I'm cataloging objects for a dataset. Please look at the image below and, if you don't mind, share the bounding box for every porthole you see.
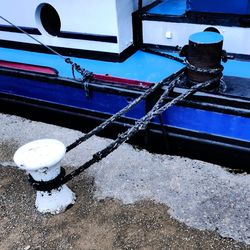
[36,3,61,36]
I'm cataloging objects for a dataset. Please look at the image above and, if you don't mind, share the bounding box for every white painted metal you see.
[116,0,134,52]
[143,21,250,55]
[2,1,248,56]
[0,0,155,54]
[13,139,76,214]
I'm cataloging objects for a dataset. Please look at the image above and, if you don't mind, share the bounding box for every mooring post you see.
[180,31,225,90]
[13,139,76,214]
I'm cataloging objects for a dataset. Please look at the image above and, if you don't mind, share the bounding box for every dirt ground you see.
[0,167,249,250]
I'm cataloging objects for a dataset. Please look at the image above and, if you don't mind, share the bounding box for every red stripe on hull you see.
[0,60,58,76]
[0,60,152,88]
[93,74,152,88]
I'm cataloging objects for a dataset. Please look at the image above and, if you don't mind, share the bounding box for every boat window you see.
[39,4,61,36]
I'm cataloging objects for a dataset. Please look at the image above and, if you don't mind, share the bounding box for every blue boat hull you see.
[1,67,250,171]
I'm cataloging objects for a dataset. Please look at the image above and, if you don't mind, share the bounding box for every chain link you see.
[184,59,223,75]
[66,68,185,152]
[64,58,93,82]
[141,47,185,64]
[57,76,219,187]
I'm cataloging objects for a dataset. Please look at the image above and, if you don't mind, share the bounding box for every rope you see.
[64,58,93,82]
[141,47,185,64]
[66,68,185,152]
[141,48,223,77]
[0,16,66,60]
[61,77,218,185]
[184,59,223,75]
[30,76,218,191]
[0,15,93,82]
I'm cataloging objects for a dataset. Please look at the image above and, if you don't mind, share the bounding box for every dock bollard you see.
[180,31,225,91]
[13,139,76,214]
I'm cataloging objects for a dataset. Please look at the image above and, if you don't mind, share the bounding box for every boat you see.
[1,0,250,171]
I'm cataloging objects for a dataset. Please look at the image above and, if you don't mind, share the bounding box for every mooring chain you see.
[60,77,218,186]
[30,76,218,192]
[66,68,185,152]
[30,76,179,191]
[141,47,185,64]
[184,59,223,75]
[29,77,219,191]
[60,80,176,186]
[140,47,223,76]
[64,58,93,81]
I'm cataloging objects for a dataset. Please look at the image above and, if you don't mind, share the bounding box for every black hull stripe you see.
[58,31,117,43]
[0,25,117,43]
[0,39,135,62]
[142,11,250,28]
[0,25,41,35]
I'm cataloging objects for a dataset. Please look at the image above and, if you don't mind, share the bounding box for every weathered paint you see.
[13,139,76,214]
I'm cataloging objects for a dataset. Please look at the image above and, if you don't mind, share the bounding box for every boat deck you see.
[0,48,184,83]
[1,47,250,84]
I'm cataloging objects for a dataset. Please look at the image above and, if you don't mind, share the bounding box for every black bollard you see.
[180,31,225,90]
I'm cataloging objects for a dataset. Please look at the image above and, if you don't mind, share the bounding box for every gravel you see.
[0,113,249,248]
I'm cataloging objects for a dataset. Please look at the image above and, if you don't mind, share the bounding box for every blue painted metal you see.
[0,74,145,119]
[148,0,186,16]
[0,48,183,82]
[187,0,250,15]
[160,106,250,142]
[223,60,250,79]
[189,32,223,44]
[2,47,250,82]
[1,73,250,143]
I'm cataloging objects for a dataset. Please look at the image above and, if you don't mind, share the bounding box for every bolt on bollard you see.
[13,139,76,214]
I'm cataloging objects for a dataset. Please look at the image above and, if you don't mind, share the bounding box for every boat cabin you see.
[1,0,250,61]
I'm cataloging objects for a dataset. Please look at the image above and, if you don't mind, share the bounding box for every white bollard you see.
[13,139,76,214]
